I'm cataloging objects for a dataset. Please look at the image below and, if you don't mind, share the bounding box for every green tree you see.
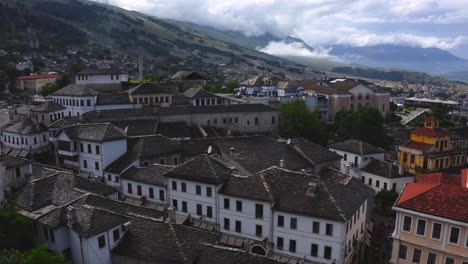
[430,104,449,120]
[334,106,393,149]
[279,99,324,144]
[0,245,69,264]
[225,80,239,93]
[334,109,354,141]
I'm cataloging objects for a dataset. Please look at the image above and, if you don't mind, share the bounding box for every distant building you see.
[404,97,460,109]
[0,118,50,157]
[15,74,60,93]
[183,87,225,106]
[398,116,466,175]
[30,101,67,125]
[127,82,178,107]
[303,79,390,122]
[75,68,128,92]
[390,168,468,264]
[51,85,133,117]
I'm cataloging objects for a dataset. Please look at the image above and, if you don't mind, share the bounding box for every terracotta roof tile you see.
[396,183,468,223]
[412,127,449,137]
[403,140,432,150]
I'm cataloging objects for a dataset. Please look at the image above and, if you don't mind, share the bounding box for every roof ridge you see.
[259,172,274,201]
[320,181,347,221]
[168,224,189,262]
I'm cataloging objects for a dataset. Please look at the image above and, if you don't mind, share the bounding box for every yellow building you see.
[390,169,468,264]
[398,116,466,175]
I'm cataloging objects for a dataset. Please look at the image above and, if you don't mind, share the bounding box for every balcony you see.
[58,140,78,156]
[63,159,80,169]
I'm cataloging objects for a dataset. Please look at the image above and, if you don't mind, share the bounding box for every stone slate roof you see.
[77,194,165,219]
[171,71,207,80]
[48,117,81,129]
[156,122,191,139]
[70,205,129,238]
[362,159,413,179]
[195,244,283,264]
[127,82,177,95]
[157,104,277,115]
[52,84,99,96]
[16,172,117,212]
[183,87,216,98]
[31,101,66,112]
[328,139,384,156]
[112,217,219,263]
[95,93,131,105]
[110,119,159,137]
[121,164,173,186]
[0,154,31,169]
[77,68,126,75]
[31,163,71,180]
[221,167,369,221]
[3,118,48,135]
[105,135,180,174]
[82,108,158,122]
[164,155,233,184]
[60,123,126,142]
[291,138,342,164]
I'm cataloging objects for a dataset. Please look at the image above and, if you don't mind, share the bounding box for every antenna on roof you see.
[207,145,212,154]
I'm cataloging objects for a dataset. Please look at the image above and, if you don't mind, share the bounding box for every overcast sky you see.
[95,0,468,59]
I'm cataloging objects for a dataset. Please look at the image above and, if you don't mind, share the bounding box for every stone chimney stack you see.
[279,159,285,168]
[66,206,77,229]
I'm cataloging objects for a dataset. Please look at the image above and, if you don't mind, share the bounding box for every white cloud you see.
[91,0,468,58]
[258,41,333,58]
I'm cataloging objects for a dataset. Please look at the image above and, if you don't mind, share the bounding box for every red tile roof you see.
[16,74,60,80]
[412,127,449,137]
[396,183,468,223]
[403,140,432,150]
[417,172,461,186]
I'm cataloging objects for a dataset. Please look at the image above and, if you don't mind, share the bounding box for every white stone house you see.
[75,68,128,85]
[328,139,385,178]
[120,164,173,205]
[165,155,233,224]
[53,123,127,177]
[361,159,415,193]
[1,118,50,155]
[218,167,370,264]
[0,155,32,206]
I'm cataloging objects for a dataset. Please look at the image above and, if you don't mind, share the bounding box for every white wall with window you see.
[218,194,272,241]
[360,171,414,193]
[121,179,167,205]
[168,179,219,223]
[328,148,385,178]
[272,211,344,263]
[1,131,49,151]
[51,95,97,116]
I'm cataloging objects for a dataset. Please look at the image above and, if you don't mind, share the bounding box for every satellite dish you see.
[286,139,291,145]
[207,145,212,154]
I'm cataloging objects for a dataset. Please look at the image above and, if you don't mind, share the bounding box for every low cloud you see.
[258,41,333,58]
[91,0,468,58]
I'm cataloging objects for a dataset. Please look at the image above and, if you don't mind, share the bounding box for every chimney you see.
[279,159,285,168]
[462,168,468,189]
[230,147,235,156]
[167,206,176,223]
[66,206,77,229]
[306,182,318,197]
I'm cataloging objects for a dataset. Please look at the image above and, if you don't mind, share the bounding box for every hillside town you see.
[0,61,466,264]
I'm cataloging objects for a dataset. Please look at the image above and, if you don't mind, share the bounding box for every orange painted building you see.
[390,169,468,264]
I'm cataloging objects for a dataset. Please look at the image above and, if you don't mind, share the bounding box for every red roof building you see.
[15,74,60,92]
